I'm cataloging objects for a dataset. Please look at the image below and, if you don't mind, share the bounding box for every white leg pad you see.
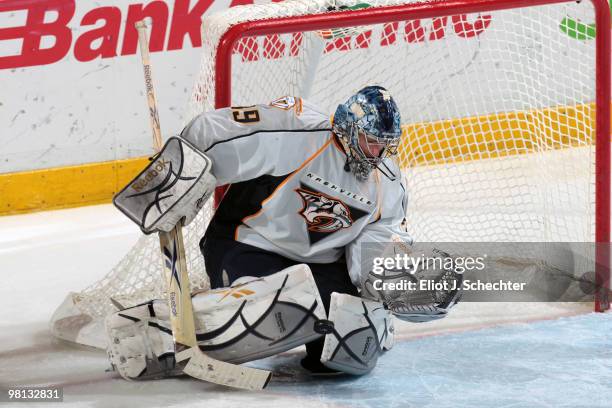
[320,293,394,375]
[193,264,326,363]
[105,264,326,380]
[105,301,178,380]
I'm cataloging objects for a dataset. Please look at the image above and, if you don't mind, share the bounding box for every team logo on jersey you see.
[296,185,368,244]
[270,96,303,115]
[297,188,352,233]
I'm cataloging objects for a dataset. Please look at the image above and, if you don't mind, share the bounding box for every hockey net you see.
[50,0,610,348]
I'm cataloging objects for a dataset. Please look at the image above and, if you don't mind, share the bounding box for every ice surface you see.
[0,204,610,407]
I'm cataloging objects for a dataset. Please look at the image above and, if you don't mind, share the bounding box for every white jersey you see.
[180,97,412,285]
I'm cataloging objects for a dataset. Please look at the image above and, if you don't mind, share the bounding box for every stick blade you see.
[182,348,272,391]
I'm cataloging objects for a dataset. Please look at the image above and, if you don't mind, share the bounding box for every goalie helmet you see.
[333,85,402,180]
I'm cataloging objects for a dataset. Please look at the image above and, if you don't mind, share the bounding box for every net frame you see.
[210,0,611,312]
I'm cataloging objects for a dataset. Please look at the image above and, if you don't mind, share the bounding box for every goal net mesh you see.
[50,0,604,347]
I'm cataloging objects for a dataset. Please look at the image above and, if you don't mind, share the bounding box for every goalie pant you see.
[105,265,394,379]
[180,96,413,289]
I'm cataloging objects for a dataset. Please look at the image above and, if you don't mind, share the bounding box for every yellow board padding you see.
[398,102,601,167]
[0,157,150,216]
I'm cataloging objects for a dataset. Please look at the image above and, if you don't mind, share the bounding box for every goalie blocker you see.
[113,136,216,234]
[105,265,394,379]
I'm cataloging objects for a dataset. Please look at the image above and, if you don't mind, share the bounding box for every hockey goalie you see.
[108,86,462,380]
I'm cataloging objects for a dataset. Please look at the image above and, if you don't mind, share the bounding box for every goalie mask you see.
[333,86,402,181]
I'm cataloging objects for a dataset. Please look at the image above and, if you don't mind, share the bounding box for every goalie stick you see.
[134,20,271,390]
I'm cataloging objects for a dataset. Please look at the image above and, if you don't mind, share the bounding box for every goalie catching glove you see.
[113,136,216,234]
[363,240,463,323]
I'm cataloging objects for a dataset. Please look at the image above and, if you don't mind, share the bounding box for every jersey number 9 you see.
[232,107,260,124]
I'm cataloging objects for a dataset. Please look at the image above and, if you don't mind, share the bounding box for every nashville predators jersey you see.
[180,96,412,285]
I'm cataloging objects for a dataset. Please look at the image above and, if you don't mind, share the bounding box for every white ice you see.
[1,204,610,407]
